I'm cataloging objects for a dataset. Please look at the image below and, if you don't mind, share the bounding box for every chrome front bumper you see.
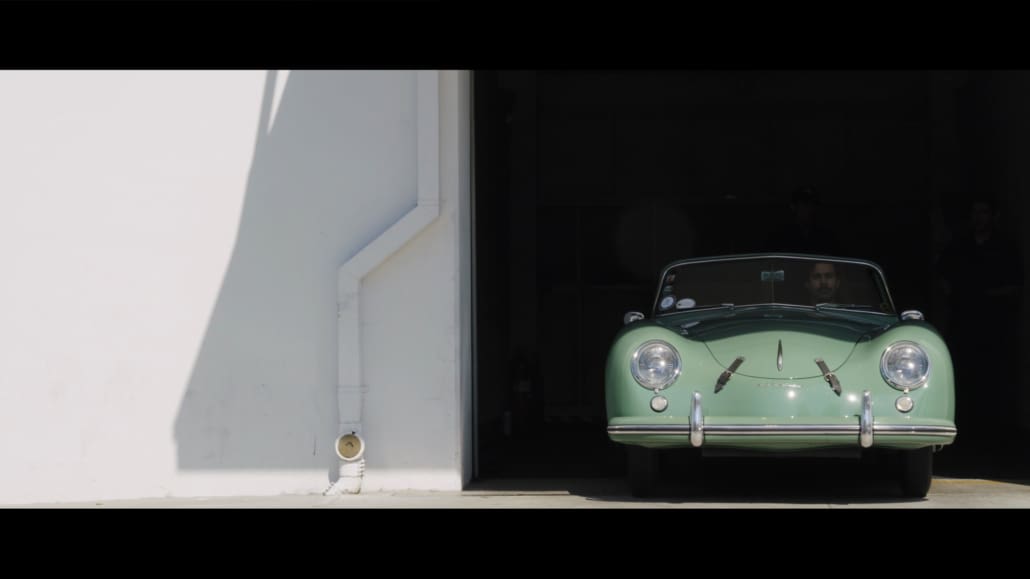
[607,390,958,448]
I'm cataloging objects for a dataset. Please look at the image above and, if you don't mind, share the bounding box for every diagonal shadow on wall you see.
[174,70,418,470]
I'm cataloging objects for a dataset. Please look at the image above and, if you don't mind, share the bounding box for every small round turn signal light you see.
[650,395,668,413]
[895,395,914,413]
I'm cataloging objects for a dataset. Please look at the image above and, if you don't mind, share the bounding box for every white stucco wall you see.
[0,70,469,504]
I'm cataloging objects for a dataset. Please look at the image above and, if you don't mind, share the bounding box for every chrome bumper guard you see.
[690,391,703,448]
[860,390,873,448]
[608,389,957,448]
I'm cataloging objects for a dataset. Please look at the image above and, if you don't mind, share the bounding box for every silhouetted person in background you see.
[939,196,1023,438]
[765,187,843,256]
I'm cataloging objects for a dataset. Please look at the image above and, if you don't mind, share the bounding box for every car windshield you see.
[653,256,894,316]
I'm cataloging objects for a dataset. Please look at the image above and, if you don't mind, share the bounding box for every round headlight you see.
[631,340,681,390]
[880,341,930,390]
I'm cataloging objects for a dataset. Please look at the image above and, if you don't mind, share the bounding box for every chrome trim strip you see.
[608,426,695,434]
[610,425,856,434]
[874,425,957,434]
[690,391,704,447]
[608,424,956,438]
[860,390,873,448]
[706,424,857,433]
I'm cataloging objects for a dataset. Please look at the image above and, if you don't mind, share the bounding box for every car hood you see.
[656,307,893,379]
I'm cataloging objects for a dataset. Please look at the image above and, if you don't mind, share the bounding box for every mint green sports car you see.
[606,254,956,498]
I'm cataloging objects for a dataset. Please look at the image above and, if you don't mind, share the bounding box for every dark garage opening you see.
[473,70,1030,483]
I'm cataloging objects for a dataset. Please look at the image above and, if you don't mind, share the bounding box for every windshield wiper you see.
[814,358,842,396]
[684,303,735,313]
[714,356,746,394]
[814,303,874,312]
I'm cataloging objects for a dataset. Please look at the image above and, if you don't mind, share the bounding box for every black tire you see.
[899,447,933,498]
[627,446,659,498]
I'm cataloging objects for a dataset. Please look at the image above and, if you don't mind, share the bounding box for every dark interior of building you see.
[473,70,1030,485]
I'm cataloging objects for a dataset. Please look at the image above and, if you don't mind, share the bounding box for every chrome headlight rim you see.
[880,340,931,391]
[631,339,682,391]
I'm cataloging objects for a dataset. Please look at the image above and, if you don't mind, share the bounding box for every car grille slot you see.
[714,356,746,393]
[814,358,842,396]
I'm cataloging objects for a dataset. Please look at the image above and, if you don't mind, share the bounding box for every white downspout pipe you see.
[325,71,440,494]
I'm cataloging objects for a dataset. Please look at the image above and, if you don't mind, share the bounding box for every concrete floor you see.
[8,431,1030,508]
[7,476,1030,508]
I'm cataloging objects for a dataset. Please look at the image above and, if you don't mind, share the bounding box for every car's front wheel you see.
[899,447,933,498]
[627,446,659,498]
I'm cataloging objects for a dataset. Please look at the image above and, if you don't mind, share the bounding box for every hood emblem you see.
[776,340,783,372]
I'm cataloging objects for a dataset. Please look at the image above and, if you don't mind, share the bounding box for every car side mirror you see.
[624,311,645,325]
[900,310,925,321]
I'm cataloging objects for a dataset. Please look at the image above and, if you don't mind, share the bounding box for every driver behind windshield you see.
[805,261,840,305]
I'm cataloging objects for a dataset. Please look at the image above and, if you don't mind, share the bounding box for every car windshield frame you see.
[651,254,897,318]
